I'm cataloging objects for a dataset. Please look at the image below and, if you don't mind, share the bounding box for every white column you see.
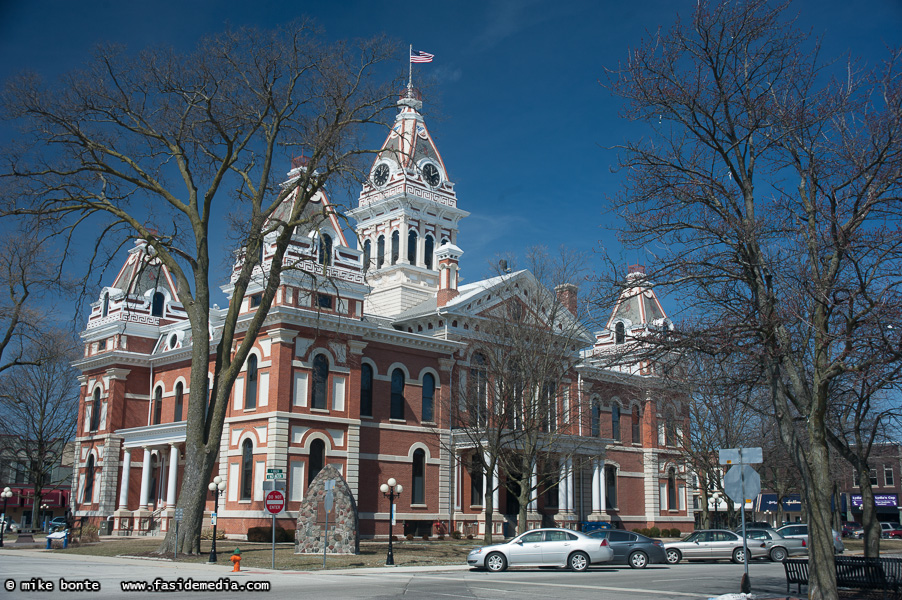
[492,463,500,511]
[166,444,179,508]
[558,461,568,509]
[139,447,152,509]
[118,447,132,509]
[600,464,607,513]
[528,462,538,512]
[591,459,600,513]
[565,458,574,513]
[483,452,492,510]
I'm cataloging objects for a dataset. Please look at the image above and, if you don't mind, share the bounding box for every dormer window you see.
[318,233,333,266]
[250,294,262,308]
[317,294,333,309]
[101,292,110,318]
[151,291,165,317]
[615,322,625,344]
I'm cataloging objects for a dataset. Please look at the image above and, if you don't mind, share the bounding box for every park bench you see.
[784,557,902,599]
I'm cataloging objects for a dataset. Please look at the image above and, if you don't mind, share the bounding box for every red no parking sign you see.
[265,490,285,514]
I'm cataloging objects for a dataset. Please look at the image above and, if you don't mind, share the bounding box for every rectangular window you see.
[886,466,894,487]
[870,469,879,486]
[250,294,262,308]
[317,294,333,309]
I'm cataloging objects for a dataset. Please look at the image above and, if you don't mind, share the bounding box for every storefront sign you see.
[851,494,898,508]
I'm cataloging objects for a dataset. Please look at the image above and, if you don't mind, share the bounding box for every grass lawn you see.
[52,537,479,571]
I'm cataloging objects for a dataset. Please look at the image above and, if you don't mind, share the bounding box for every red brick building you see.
[72,90,692,539]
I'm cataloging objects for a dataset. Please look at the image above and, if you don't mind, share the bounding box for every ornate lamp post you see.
[380,477,403,566]
[207,476,226,563]
[0,487,12,547]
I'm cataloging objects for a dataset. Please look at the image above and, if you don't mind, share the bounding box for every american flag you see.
[410,49,434,63]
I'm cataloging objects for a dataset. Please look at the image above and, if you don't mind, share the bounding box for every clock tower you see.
[349,88,468,318]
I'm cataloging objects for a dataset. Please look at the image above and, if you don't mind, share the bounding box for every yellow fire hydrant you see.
[230,548,242,572]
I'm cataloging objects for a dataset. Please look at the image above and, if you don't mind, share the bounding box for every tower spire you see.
[408,44,414,99]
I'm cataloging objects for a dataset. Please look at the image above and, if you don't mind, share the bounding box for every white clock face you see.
[372,163,390,187]
[422,163,440,187]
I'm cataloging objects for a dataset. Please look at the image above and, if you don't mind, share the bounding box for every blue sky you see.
[1,0,900,314]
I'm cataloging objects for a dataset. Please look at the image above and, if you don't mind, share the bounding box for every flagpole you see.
[408,44,414,97]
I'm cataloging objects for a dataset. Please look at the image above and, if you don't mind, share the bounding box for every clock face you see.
[372,163,390,187]
[422,163,441,187]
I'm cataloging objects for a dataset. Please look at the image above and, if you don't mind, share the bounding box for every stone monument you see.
[295,464,359,554]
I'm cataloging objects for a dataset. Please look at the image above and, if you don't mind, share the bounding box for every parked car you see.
[664,529,769,564]
[586,529,667,568]
[48,516,68,532]
[880,522,902,539]
[743,528,807,561]
[841,521,861,538]
[0,517,18,532]
[776,524,844,554]
[467,528,614,572]
[739,521,773,530]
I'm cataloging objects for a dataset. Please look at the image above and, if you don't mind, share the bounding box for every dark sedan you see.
[587,529,667,568]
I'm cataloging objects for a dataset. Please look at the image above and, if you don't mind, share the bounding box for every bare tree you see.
[1,23,398,553]
[604,1,902,597]
[434,247,595,542]
[0,331,79,529]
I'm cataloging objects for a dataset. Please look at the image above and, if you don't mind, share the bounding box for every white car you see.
[467,528,614,572]
[665,530,770,564]
[776,524,844,554]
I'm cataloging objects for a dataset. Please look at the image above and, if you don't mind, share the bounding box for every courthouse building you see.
[71,89,692,539]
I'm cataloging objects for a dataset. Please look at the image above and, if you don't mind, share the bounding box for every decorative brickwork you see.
[295,465,359,555]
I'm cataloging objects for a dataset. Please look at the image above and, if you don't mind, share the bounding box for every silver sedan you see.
[664,529,769,564]
[467,528,615,572]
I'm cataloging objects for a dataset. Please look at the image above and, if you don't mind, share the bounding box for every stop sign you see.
[265,490,285,514]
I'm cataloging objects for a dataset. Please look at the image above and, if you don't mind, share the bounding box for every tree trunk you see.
[483,485,494,544]
[858,470,881,558]
[805,423,839,600]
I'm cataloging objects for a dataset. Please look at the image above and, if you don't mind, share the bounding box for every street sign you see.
[265,490,285,515]
[263,479,287,492]
[174,508,184,521]
[724,464,761,504]
[324,490,334,513]
[211,512,217,525]
[266,468,285,480]
[719,447,763,465]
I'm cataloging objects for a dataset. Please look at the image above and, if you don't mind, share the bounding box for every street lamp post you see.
[207,476,226,563]
[0,487,12,547]
[380,478,403,566]
[40,503,48,532]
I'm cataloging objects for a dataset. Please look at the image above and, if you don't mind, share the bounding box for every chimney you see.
[555,283,578,316]
[435,243,463,308]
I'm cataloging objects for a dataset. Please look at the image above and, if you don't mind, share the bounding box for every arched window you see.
[591,402,601,437]
[245,355,258,410]
[101,292,110,318]
[632,406,641,443]
[615,322,625,344]
[390,368,405,420]
[665,410,677,446]
[424,235,434,269]
[470,354,487,426]
[308,439,325,484]
[83,455,95,503]
[363,239,371,270]
[90,387,101,431]
[151,291,165,317]
[667,467,677,510]
[174,382,184,422]
[412,449,425,504]
[153,387,163,425]
[312,354,329,410]
[240,439,253,501]
[605,464,618,508]
[360,363,373,417]
[422,373,435,422]
[407,230,418,264]
[377,236,385,268]
[469,454,484,506]
[318,233,333,266]
[611,403,621,441]
[390,230,399,265]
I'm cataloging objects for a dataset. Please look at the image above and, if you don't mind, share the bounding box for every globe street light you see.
[0,487,13,547]
[207,476,226,563]
[380,477,403,566]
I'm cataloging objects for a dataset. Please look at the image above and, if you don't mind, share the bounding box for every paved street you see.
[0,550,797,600]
